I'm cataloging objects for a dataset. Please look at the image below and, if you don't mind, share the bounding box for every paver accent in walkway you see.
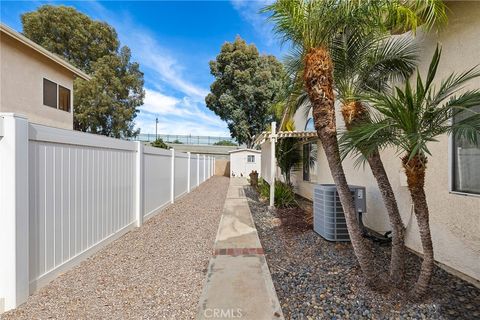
[197,178,284,320]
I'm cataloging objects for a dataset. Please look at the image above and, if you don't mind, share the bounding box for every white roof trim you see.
[1,23,91,81]
[254,130,318,146]
[229,148,262,154]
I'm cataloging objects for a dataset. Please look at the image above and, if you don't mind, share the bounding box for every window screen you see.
[43,78,57,108]
[452,105,480,194]
[247,155,255,163]
[58,86,71,112]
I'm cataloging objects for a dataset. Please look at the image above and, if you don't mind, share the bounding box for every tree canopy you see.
[22,5,145,138]
[206,36,286,147]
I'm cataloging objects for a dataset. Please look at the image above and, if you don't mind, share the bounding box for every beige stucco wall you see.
[1,31,75,129]
[287,2,480,281]
[215,159,230,177]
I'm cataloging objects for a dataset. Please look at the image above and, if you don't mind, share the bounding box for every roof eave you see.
[1,23,91,81]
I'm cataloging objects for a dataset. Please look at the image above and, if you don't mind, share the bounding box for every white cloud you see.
[131,32,209,100]
[137,88,228,135]
[135,114,229,137]
[230,0,277,46]
[75,1,230,137]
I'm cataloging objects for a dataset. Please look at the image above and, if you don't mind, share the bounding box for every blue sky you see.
[0,0,285,137]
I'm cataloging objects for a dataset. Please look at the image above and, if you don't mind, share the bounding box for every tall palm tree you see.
[264,0,385,286]
[270,0,446,287]
[333,30,418,286]
[344,46,480,298]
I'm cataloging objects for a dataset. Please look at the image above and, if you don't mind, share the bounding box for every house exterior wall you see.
[0,32,75,129]
[230,150,261,177]
[270,2,480,282]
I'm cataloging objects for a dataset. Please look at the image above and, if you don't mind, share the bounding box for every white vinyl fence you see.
[0,114,215,312]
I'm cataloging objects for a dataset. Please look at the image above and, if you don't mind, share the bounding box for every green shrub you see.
[214,140,237,146]
[151,138,168,149]
[274,181,297,208]
[258,178,270,199]
[257,178,297,208]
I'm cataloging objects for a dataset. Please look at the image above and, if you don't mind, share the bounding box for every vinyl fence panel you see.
[190,154,198,190]
[0,113,214,311]
[143,146,172,219]
[174,152,189,198]
[28,124,136,290]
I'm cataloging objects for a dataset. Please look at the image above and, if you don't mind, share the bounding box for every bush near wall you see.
[257,178,297,208]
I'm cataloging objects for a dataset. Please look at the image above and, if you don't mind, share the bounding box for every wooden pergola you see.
[254,123,317,208]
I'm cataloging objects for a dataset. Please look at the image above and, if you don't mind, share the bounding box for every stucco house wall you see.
[0,24,88,130]
[230,149,261,177]
[268,2,480,282]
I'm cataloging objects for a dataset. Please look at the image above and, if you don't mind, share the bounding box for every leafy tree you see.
[344,47,480,298]
[151,138,169,149]
[213,140,237,146]
[206,36,286,148]
[22,5,145,138]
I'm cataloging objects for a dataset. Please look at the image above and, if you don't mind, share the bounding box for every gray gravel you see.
[2,176,229,320]
[245,186,480,320]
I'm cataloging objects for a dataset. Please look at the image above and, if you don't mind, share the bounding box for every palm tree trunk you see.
[367,151,406,285]
[341,100,407,285]
[304,47,379,286]
[403,154,434,299]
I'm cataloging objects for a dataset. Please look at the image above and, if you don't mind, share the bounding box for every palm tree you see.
[344,46,480,298]
[270,0,446,287]
[276,137,302,185]
[264,0,385,286]
[332,30,418,285]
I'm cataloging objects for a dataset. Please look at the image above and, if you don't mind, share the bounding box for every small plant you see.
[151,138,168,149]
[274,181,297,208]
[257,178,297,208]
[172,139,183,144]
[257,178,270,199]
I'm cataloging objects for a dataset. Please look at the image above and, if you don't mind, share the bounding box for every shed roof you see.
[229,148,262,154]
[1,23,91,81]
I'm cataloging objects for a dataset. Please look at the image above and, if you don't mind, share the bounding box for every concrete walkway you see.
[197,178,284,320]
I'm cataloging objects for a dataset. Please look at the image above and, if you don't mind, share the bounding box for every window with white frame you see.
[452,105,480,194]
[247,155,255,163]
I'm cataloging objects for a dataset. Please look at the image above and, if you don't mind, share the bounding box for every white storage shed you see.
[229,149,261,177]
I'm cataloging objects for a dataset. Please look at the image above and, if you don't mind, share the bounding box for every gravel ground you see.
[2,176,229,320]
[245,186,480,320]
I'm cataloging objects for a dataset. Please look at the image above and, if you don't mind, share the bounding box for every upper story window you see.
[305,117,315,131]
[452,105,480,194]
[247,155,255,163]
[43,78,71,112]
[43,78,57,108]
[58,86,71,112]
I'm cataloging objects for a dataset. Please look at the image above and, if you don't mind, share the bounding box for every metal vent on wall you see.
[313,184,366,242]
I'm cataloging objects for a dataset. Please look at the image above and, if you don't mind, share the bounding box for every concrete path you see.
[197,178,284,320]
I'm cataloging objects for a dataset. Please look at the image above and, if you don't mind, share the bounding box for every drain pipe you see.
[269,122,277,208]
